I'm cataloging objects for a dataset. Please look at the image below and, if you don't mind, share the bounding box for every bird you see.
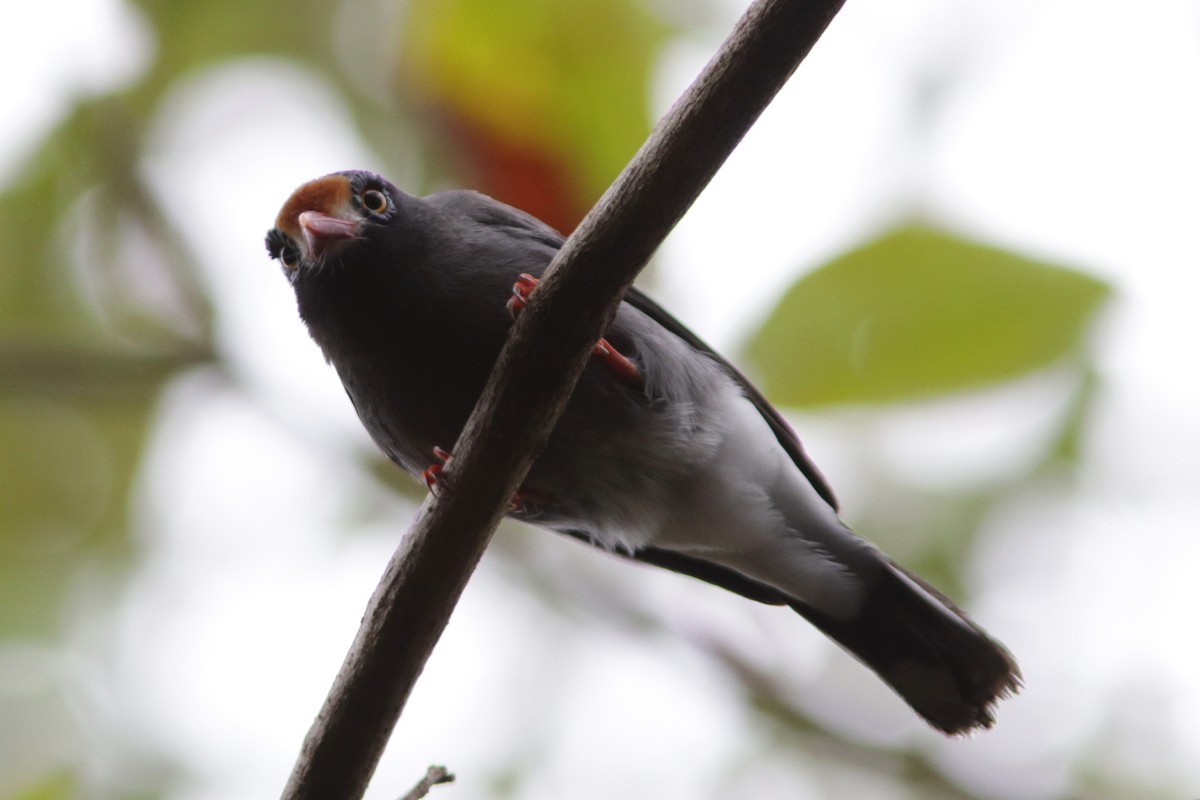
[265,169,1020,735]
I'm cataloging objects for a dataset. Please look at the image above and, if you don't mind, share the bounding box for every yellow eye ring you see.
[361,189,388,215]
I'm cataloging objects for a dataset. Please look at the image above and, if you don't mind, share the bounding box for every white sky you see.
[3,0,1199,798]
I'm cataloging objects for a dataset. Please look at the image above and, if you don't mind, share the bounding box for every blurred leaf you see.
[131,0,340,100]
[0,100,214,641]
[0,97,214,348]
[0,104,211,638]
[399,0,667,229]
[0,158,84,336]
[745,225,1111,407]
[4,771,76,800]
[0,383,166,637]
[1047,365,1099,466]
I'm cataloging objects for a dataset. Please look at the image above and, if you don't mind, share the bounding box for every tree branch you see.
[279,1,846,797]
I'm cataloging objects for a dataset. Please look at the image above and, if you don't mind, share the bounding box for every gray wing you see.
[622,286,838,510]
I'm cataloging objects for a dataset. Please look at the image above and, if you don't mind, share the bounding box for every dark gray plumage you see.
[266,169,1020,734]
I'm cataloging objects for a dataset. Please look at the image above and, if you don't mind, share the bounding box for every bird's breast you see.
[300,274,509,475]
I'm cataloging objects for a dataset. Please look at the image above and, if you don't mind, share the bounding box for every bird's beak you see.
[298,210,360,259]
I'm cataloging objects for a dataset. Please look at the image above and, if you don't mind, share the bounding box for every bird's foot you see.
[591,339,643,387]
[423,445,555,513]
[505,272,540,318]
[421,446,452,495]
[509,486,557,515]
[506,273,643,387]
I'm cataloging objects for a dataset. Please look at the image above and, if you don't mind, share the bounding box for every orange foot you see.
[421,446,452,495]
[507,273,643,388]
[423,445,557,513]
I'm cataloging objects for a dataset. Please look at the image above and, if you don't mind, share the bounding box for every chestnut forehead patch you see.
[274,174,353,240]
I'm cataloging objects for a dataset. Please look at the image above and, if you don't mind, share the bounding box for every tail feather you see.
[557,529,1020,734]
[790,559,1021,735]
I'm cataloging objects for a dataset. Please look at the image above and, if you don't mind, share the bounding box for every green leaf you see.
[4,770,76,800]
[744,225,1111,407]
[0,379,166,637]
[399,0,666,227]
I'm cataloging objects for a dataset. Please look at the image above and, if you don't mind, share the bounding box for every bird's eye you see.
[266,229,301,271]
[360,189,389,215]
[279,244,300,271]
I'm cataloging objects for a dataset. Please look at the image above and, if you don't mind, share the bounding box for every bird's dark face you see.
[264,170,399,284]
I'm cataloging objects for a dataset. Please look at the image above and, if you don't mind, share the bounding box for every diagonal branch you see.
[279,1,846,797]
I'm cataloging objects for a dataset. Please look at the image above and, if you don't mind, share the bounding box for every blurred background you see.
[2,0,1198,798]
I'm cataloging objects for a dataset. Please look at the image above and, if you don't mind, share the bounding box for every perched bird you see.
[266,169,1020,735]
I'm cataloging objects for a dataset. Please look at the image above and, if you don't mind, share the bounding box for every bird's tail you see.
[788,559,1021,735]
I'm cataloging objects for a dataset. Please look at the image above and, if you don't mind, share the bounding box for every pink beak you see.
[298,210,360,258]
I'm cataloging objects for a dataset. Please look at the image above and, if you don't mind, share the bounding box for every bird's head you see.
[265,170,400,283]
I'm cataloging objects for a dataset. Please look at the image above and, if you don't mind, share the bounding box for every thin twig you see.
[397,765,455,800]
[279,1,846,797]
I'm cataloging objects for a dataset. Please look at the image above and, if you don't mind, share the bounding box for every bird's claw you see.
[506,272,539,319]
[423,445,555,513]
[592,340,644,388]
[505,273,643,387]
[509,486,557,515]
[421,445,452,495]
